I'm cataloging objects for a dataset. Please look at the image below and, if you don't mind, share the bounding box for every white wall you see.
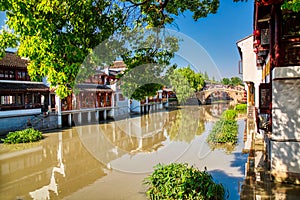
[237,35,262,108]
[271,66,300,181]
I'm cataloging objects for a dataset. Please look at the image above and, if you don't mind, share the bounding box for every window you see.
[16,94,22,105]
[9,70,15,79]
[17,71,29,80]
[34,93,41,104]
[282,12,300,38]
[0,70,15,79]
[25,93,33,108]
[1,95,15,105]
[0,70,4,78]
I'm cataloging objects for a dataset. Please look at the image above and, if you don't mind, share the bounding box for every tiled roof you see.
[111,61,126,69]
[0,82,49,92]
[0,52,28,68]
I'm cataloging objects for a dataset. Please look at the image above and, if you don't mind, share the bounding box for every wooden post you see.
[78,113,82,124]
[88,112,91,122]
[68,113,72,127]
[95,110,99,121]
[104,93,107,107]
[55,95,62,128]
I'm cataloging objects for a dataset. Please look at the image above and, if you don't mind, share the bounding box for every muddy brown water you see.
[1,105,299,200]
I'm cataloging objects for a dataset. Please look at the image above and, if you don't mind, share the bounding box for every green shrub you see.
[207,119,238,144]
[222,109,237,120]
[207,109,239,145]
[234,104,247,113]
[1,128,43,144]
[144,163,225,200]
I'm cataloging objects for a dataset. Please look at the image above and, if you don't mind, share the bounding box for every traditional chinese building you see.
[250,0,299,183]
[0,52,52,135]
[59,61,130,126]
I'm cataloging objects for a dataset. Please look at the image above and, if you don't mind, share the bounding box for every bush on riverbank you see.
[222,109,237,120]
[234,103,247,113]
[1,128,43,144]
[144,163,225,200]
[207,109,238,144]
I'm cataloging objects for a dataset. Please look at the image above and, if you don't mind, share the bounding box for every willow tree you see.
[0,0,220,99]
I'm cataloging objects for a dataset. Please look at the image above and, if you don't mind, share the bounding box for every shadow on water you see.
[209,169,244,200]
[230,152,248,175]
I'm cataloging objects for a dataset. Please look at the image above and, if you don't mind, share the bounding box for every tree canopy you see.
[281,0,300,12]
[221,76,243,86]
[0,0,220,99]
[167,66,205,103]
[176,66,205,92]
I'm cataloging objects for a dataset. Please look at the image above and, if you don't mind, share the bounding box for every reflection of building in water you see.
[78,106,213,166]
[77,112,169,162]
[0,130,107,200]
[29,132,65,200]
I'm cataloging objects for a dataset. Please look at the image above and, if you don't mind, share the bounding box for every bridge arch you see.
[196,88,245,104]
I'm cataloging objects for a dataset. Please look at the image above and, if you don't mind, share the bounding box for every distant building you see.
[0,52,51,134]
[237,35,262,108]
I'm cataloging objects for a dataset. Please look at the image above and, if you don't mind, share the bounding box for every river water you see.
[1,105,299,199]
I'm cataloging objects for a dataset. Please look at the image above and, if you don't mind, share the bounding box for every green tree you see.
[230,76,243,86]
[167,66,205,103]
[221,77,231,85]
[177,66,205,91]
[0,0,220,99]
[282,0,300,12]
[117,28,178,100]
[0,29,17,58]
[168,69,194,103]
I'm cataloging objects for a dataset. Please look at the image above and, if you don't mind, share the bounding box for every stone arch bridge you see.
[196,87,246,104]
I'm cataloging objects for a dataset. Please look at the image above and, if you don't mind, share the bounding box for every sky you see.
[0,1,253,79]
[167,1,253,79]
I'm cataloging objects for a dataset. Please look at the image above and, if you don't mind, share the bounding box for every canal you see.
[1,105,299,199]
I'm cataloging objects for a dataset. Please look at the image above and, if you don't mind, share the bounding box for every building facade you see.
[237,35,262,109]
[246,0,300,183]
[0,52,54,135]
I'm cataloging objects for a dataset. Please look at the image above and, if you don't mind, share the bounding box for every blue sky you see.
[168,1,253,79]
[0,1,253,79]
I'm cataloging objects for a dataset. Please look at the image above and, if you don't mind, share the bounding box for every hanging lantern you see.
[253,48,259,54]
[254,40,261,45]
[253,29,261,36]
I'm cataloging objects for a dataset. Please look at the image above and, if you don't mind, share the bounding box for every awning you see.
[0,82,49,93]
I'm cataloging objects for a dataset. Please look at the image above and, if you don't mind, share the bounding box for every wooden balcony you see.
[278,37,300,67]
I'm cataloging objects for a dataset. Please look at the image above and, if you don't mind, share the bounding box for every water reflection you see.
[29,132,65,200]
[1,104,298,200]
[77,106,220,173]
[0,129,107,200]
[164,106,206,143]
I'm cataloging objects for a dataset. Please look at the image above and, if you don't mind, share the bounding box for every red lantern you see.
[253,29,260,36]
[253,48,258,54]
[254,40,261,45]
